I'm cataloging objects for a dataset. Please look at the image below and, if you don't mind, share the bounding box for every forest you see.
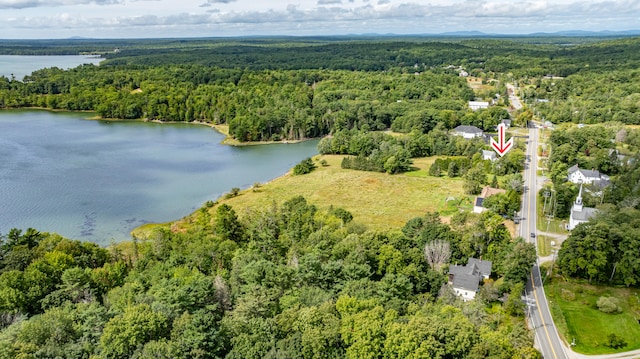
[2,34,640,357]
[0,198,537,358]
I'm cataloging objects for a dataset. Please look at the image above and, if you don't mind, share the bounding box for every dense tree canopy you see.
[0,197,538,358]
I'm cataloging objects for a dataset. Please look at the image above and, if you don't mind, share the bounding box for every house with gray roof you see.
[448,257,492,301]
[567,164,610,186]
[453,125,483,139]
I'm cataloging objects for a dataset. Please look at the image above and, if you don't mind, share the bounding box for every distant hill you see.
[438,31,490,36]
[529,30,640,37]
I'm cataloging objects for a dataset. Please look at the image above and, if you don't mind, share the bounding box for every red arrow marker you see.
[491,123,513,157]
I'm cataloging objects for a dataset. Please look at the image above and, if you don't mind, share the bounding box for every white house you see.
[567,164,610,185]
[448,258,492,301]
[453,125,483,139]
[568,184,598,230]
[468,101,489,111]
[482,150,497,162]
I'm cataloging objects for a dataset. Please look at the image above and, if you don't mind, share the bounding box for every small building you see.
[453,125,483,139]
[501,119,512,128]
[473,186,506,213]
[567,164,609,186]
[482,150,496,162]
[468,101,489,111]
[448,258,492,301]
[609,149,634,166]
[568,184,598,230]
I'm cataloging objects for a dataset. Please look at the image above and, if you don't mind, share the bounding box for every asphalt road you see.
[520,127,569,359]
[507,84,524,110]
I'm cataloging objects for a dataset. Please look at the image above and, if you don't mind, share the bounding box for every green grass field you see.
[218,155,472,230]
[173,155,473,232]
[545,279,640,354]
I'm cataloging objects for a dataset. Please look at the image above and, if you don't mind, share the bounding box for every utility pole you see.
[542,190,550,218]
[546,190,555,234]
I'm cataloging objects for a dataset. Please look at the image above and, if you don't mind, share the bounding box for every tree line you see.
[0,65,484,141]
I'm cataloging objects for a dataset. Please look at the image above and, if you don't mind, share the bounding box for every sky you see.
[1,0,639,39]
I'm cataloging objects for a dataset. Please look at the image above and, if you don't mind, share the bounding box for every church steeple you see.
[574,183,584,211]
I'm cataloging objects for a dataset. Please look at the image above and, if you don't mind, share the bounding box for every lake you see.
[0,55,102,80]
[0,110,319,245]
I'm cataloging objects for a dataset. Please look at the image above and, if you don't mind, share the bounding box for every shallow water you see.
[0,55,102,80]
[0,110,318,244]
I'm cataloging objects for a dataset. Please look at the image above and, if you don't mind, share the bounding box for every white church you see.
[568,183,598,230]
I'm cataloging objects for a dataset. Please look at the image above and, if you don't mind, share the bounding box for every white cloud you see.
[200,0,235,6]
[0,0,639,38]
[0,0,123,9]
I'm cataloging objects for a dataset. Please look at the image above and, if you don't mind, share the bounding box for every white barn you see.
[468,101,489,111]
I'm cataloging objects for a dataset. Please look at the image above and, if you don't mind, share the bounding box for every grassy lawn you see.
[537,234,554,257]
[545,278,640,354]
[170,155,472,232]
[536,195,569,235]
[466,77,495,92]
[536,215,568,235]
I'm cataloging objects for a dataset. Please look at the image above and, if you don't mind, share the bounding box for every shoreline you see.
[2,107,316,147]
[84,112,313,147]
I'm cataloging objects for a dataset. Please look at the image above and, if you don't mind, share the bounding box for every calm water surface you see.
[0,110,318,244]
[0,55,102,80]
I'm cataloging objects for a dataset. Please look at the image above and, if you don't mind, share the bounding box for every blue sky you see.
[1,0,639,39]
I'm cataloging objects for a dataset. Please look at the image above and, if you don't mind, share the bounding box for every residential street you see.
[516,119,640,359]
[520,126,569,359]
[507,84,523,110]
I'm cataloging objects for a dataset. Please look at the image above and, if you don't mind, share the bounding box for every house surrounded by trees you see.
[468,101,489,111]
[453,125,483,139]
[482,150,497,162]
[473,186,506,213]
[448,258,493,301]
[567,164,610,185]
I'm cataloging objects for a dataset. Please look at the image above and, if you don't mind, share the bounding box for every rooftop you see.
[572,206,598,221]
[448,258,492,292]
[568,164,602,179]
[479,186,506,198]
[453,125,483,134]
